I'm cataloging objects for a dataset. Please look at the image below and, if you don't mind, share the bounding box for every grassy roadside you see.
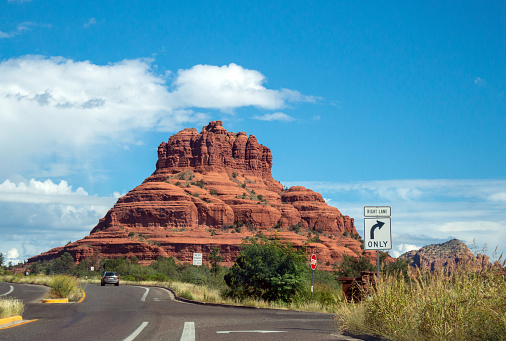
[0,298,24,319]
[1,274,83,302]
[79,277,341,313]
[1,274,340,313]
[335,267,506,340]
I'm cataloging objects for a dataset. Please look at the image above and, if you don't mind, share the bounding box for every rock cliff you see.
[29,121,378,269]
[399,239,492,271]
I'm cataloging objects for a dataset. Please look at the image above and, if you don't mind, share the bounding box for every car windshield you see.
[105,272,117,276]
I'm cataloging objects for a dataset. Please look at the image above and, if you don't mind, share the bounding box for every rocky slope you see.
[28,121,379,269]
[399,239,491,271]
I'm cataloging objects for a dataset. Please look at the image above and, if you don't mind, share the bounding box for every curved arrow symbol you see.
[370,220,385,240]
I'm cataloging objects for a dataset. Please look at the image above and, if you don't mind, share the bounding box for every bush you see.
[224,237,308,302]
[180,290,194,300]
[49,275,82,301]
[335,254,375,278]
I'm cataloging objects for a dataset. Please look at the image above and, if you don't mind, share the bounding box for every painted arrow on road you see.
[370,220,385,240]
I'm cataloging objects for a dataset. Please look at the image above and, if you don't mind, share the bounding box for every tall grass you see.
[49,275,82,301]
[0,298,24,319]
[336,267,506,340]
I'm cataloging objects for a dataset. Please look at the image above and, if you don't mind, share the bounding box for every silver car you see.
[101,271,119,286]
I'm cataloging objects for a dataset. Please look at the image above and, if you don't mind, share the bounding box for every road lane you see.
[0,282,49,303]
[1,283,340,341]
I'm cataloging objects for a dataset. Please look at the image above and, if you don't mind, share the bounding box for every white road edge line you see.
[0,285,14,296]
[141,287,149,301]
[123,322,148,341]
[180,322,195,341]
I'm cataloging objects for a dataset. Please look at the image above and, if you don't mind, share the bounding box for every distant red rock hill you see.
[29,121,380,269]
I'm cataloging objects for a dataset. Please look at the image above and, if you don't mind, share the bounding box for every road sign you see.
[364,218,392,250]
[310,254,317,270]
[364,206,391,217]
[193,253,202,266]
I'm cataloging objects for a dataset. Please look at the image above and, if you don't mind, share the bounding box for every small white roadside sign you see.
[193,253,202,266]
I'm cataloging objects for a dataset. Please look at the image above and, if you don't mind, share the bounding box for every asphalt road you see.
[0,282,344,341]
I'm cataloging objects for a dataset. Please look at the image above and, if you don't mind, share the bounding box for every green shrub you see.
[121,275,135,281]
[334,254,375,278]
[49,275,82,301]
[224,237,308,302]
[148,273,169,282]
[180,290,194,300]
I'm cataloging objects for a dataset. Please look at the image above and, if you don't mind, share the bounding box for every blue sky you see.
[1,0,505,264]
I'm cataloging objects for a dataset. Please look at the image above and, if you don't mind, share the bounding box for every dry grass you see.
[335,267,506,340]
[0,274,83,301]
[49,275,82,301]
[0,298,24,319]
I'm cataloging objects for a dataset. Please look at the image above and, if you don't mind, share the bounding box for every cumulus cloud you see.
[168,63,316,110]
[251,112,295,122]
[0,56,312,179]
[0,179,117,206]
[7,248,19,260]
[0,179,116,261]
[391,243,420,258]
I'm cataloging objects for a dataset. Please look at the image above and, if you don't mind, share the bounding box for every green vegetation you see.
[49,275,82,301]
[0,298,24,319]
[336,266,506,340]
[224,237,308,302]
[334,254,375,278]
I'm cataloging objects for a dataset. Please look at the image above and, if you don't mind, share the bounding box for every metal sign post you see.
[364,206,392,279]
[310,254,317,304]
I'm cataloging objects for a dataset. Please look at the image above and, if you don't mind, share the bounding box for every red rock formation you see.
[399,239,493,271]
[29,121,379,270]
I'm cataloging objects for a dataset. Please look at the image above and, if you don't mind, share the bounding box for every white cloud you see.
[489,192,506,202]
[0,179,116,261]
[0,22,36,39]
[251,112,295,122]
[0,179,87,196]
[474,77,486,87]
[391,243,420,258]
[283,179,506,258]
[0,56,312,179]
[83,18,97,28]
[168,63,316,110]
[7,248,19,260]
[0,179,116,206]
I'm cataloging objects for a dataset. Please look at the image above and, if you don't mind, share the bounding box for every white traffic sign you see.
[364,206,391,217]
[193,253,202,266]
[364,218,392,250]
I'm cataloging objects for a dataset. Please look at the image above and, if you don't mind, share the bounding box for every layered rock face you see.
[29,121,377,269]
[399,239,492,271]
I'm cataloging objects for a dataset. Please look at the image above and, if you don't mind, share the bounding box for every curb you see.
[0,316,22,327]
[42,298,69,303]
[76,288,86,303]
